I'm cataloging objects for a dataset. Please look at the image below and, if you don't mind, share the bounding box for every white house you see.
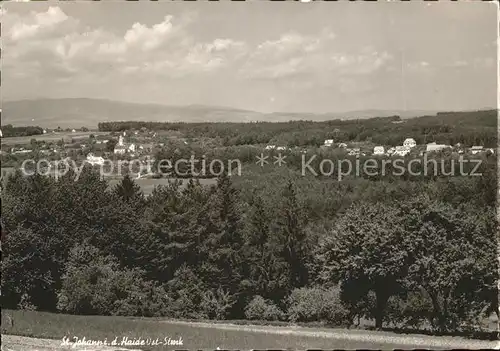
[324,139,334,147]
[373,146,385,155]
[470,146,484,155]
[265,145,276,150]
[128,144,136,153]
[276,146,288,151]
[338,143,347,148]
[14,149,32,154]
[347,148,360,156]
[86,153,105,166]
[393,146,410,157]
[71,129,76,133]
[403,138,416,148]
[114,146,127,154]
[426,142,450,153]
[43,129,47,134]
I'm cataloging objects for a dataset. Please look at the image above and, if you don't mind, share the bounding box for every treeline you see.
[152,141,497,186]
[98,110,497,147]
[1,163,497,335]
[1,124,44,138]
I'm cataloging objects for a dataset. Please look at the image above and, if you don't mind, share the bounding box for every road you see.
[1,335,142,351]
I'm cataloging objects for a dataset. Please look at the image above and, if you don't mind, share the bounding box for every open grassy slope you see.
[2,310,498,350]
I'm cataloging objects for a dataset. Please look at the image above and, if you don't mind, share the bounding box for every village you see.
[2,2,499,350]
[1,126,495,175]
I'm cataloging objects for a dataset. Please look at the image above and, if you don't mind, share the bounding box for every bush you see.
[287,287,349,325]
[399,291,434,329]
[245,296,285,321]
[165,265,209,319]
[18,293,37,311]
[57,243,171,317]
[200,287,236,320]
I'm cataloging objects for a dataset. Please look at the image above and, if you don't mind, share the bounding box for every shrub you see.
[165,265,209,319]
[18,293,37,311]
[200,287,236,320]
[57,243,171,317]
[245,295,286,321]
[287,287,349,325]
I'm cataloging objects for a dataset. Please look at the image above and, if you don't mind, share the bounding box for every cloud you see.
[3,6,248,81]
[3,6,393,99]
[6,6,72,41]
[240,31,392,81]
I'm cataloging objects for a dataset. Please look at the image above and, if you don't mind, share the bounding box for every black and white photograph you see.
[0,1,499,350]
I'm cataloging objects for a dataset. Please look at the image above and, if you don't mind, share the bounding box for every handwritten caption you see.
[61,336,183,348]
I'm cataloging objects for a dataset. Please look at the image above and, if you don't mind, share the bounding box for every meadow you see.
[1,131,110,146]
[2,310,497,350]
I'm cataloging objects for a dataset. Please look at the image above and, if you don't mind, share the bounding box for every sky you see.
[1,1,498,113]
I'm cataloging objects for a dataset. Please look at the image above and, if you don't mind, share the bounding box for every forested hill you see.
[98,109,498,147]
[2,98,444,128]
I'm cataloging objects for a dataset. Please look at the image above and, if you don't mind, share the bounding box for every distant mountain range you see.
[0,98,476,128]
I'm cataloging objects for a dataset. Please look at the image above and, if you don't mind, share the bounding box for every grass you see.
[108,177,217,196]
[1,132,110,146]
[2,310,497,350]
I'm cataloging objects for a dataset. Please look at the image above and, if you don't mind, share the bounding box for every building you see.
[403,138,417,148]
[470,146,484,155]
[393,146,410,157]
[114,145,127,154]
[373,146,385,155]
[323,139,334,147]
[138,144,154,153]
[114,135,127,154]
[386,147,395,155]
[338,143,347,148]
[347,148,360,156]
[86,153,105,166]
[265,145,276,150]
[71,129,76,133]
[14,150,33,154]
[425,142,450,153]
[276,146,287,151]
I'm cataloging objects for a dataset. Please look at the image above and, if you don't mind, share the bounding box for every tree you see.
[106,139,117,152]
[275,180,310,290]
[202,173,247,317]
[318,202,409,330]
[399,198,497,332]
[113,174,144,204]
[57,243,171,316]
[244,191,290,303]
[1,226,55,310]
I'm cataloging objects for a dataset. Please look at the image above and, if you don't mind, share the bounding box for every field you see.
[2,310,498,350]
[1,131,110,146]
[107,178,218,196]
[0,169,218,196]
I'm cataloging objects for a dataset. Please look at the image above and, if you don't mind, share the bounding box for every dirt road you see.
[1,335,142,351]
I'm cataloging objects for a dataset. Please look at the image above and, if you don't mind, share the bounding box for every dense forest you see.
[2,153,497,335]
[98,109,498,147]
[2,124,44,138]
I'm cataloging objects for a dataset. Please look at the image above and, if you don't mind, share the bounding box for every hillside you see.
[1,98,444,128]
